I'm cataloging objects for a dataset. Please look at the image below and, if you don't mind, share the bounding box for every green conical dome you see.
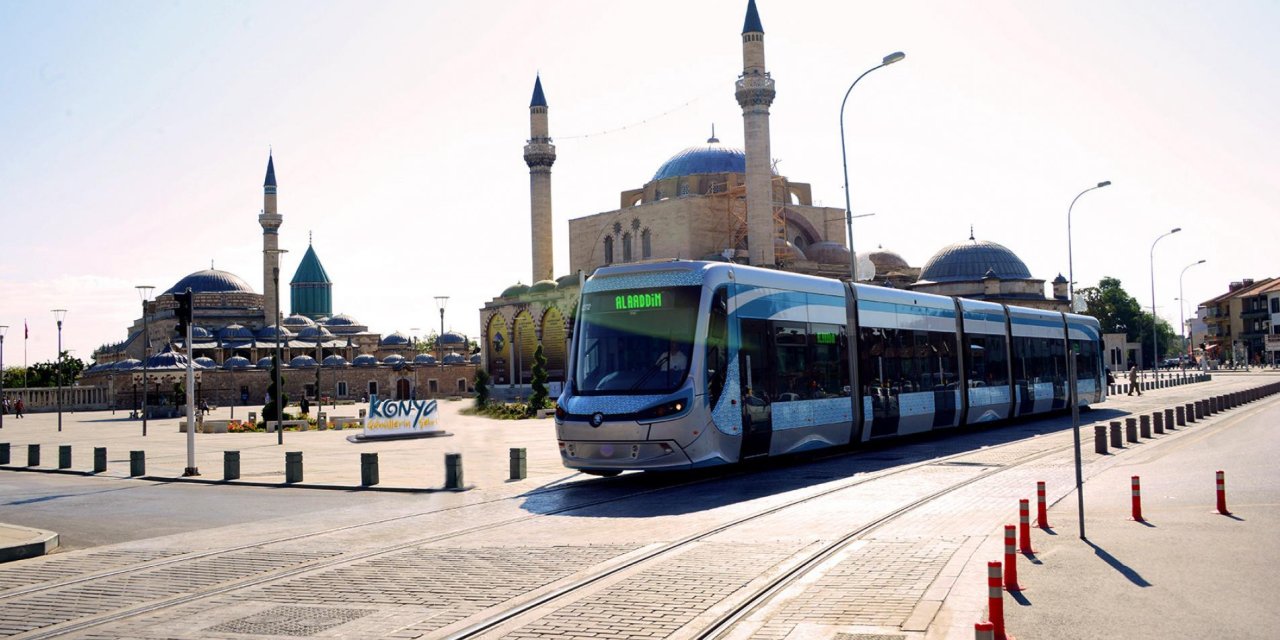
[290,243,333,320]
[290,244,331,285]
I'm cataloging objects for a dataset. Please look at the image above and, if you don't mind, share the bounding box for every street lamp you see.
[434,296,449,362]
[1150,227,1181,379]
[52,309,67,431]
[268,249,288,444]
[136,285,154,435]
[1179,259,1206,364]
[0,325,7,430]
[1066,181,1111,307]
[839,51,904,281]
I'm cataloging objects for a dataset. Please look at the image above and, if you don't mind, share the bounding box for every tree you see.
[528,343,548,415]
[262,356,289,421]
[474,368,490,408]
[16,352,85,388]
[1077,276,1177,366]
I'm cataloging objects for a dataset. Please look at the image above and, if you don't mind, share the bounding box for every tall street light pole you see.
[840,51,904,281]
[268,249,288,445]
[1150,228,1182,380]
[1179,259,1206,362]
[434,296,449,362]
[0,325,7,430]
[1063,179,1110,540]
[136,285,154,435]
[52,309,67,431]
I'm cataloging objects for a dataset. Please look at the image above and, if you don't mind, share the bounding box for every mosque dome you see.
[918,237,1032,284]
[297,326,334,340]
[112,359,141,371]
[436,331,467,347]
[414,353,437,365]
[382,354,406,365]
[146,345,194,370]
[193,357,217,368]
[352,354,379,367]
[283,314,316,329]
[164,269,255,295]
[501,283,529,298]
[652,136,773,182]
[469,353,482,364]
[868,247,911,272]
[325,313,363,334]
[804,241,851,265]
[380,331,410,346]
[223,356,252,369]
[322,354,348,367]
[191,326,212,339]
[530,279,557,293]
[257,324,293,340]
[443,353,465,365]
[256,357,277,368]
[555,274,580,288]
[288,355,318,368]
[218,324,255,341]
[774,238,807,262]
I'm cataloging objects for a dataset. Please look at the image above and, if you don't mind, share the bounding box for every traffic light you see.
[174,289,194,336]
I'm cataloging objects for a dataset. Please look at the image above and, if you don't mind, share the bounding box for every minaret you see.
[259,153,283,324]
[524,75,556,283]
[735,0,776,266]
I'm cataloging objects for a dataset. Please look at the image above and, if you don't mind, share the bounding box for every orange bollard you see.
[1036,481,1050,529]
[988,561,1006,640]
[1131,475,1144,522]
[1003,525,1022,591]
[975,621,996,640]
[1216,470,1231,515]
[1018,499,1034,553]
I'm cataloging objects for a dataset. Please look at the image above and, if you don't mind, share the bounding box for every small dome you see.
[774,238,807,263]
[164,269,256,295]
[297,326,334,339]
[194,357,217,368]
[413,353,437,364]
[530,279,557,293]
[283,314,316,328]
[322,354,349,367]
[256,356,279,368]
[443,353,465,365]
[289,355,318,368]
[436,331,467,346]
[380,331,410,346]
[919,237,1032,284]
[257,324,294,340]
[112,359,141,371]
[501,283,529,298]
[352,354,379,367]
[145,344,193,370]
[555,274,580,288]
[382,354,406,365]
[1053,273,1069,284]
[191,326,212,339]
[469,353,482,364]
[223,356,252,369]
[804,241,851,265]
[325,313,359,326]
[868,247,911,272]
[217,324,255,341]
[316,316,331,323]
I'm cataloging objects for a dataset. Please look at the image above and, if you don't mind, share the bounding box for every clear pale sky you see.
[1,0,1276,366]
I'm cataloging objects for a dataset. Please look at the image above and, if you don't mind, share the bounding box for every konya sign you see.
[362,395,445,439]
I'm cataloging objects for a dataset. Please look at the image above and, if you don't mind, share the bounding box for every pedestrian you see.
[300,396,310,416]
[1127,364,1142,396]
[15,398,24,418]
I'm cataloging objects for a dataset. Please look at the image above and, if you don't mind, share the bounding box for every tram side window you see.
[771,321,809,401]
[964,334,1008,387]
[1013,337,1063,384]
[860,327,959,396]
[1047,338,1066,384]
[705,287,728,407]
[809,323,849,396]
[1073,339,1099,382]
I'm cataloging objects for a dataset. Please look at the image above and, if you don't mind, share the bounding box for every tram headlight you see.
[635,397,690,422]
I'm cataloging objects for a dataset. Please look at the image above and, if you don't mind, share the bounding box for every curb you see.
[0,464,471,493]
[0,524,59,563]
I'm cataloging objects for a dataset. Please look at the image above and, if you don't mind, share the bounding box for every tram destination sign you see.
[614,291,667,311]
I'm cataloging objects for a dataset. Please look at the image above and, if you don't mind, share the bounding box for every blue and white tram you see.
[555,261,1104,475]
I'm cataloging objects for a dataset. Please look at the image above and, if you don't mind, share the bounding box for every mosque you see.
[83,155,479,409]
[479,0,1068,392]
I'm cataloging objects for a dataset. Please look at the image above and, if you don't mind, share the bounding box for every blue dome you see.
[918,238,1032,284]
[322,354,348,367]
[443,353,465,365]
[257,324,293,340]
[289,355,318,368]
[382,354,405,364]
[223,356,252,369]
[326,313,359,326]
[470,353,481,364]
[164,269,255,295]
[194,357,217,368]
[112,359,141,371]
[191,326,212,339]
[414,353,436,364]
[218,324,255,341]
[380,331,410,346]
[297,326,334,339]
[256,356,276,368]
[652,138,769,182]
[436,331,467,346]
[352,354,379,367]
[283,314,315,328]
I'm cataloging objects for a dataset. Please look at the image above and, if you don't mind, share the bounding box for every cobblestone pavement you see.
[0,372,1272,639]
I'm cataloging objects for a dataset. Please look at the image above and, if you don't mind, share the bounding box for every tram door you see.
[738,318,773,459]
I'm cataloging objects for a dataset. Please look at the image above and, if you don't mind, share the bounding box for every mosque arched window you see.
[642,229,652,259]
[622,233,633,262]
[603,236,614,264]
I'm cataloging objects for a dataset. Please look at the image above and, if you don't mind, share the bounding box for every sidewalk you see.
[0,522,58,562]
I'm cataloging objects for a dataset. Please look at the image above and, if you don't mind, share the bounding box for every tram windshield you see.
[574,286,701,395]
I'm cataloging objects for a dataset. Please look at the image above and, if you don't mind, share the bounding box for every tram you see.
[555,261,1104,475]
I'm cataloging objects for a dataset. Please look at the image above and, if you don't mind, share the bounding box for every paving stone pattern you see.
[205,604,376,636]
[0,549,181,592]
[503,543,798,640]
[0,550,336,637]
[748,537,962,640]
[251,544,640,637]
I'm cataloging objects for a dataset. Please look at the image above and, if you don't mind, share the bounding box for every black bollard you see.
[1110,421,1123,449]
[93,447,107,473]
[1175,405,1185,427]
[0,442,9,465]
[1139,414,1151,439]
[28,444,40,467]
[509,447,527,481]
[58,445,72,469]
[444,452,463,490]
[1164,408,1174,431]
[285,451,303,484]
[1126,417,1139,443]
[224,450,240,481]
[1094,425,1108,454]
[1153,411,1164,435]
[129,450,145,477]
[361,452,379,487]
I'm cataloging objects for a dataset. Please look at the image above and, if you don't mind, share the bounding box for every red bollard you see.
[1004,525,1022,591]
[1216,470,1231,516]
[975,621,996,640]
[1018,499,1034,553]
[1131,475,1144,522]
[1036,481,1050,529]
[988,561,1007,640]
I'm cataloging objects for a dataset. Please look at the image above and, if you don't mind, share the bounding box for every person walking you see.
[14,398,24,418]
[1127,364,1143,396]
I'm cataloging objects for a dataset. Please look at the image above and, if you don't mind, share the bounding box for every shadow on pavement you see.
[1085,538,1152,587]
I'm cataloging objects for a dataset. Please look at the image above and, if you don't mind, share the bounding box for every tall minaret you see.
[736,0,776,267]
[259,153,283,324]
[524,75,556,283]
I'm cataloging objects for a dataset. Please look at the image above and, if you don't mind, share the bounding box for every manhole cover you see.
[207,605,374,636]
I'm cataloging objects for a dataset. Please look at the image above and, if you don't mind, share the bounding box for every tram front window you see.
[575,286,700,395]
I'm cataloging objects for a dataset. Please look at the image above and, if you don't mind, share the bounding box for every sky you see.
[1,0,1277,367]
